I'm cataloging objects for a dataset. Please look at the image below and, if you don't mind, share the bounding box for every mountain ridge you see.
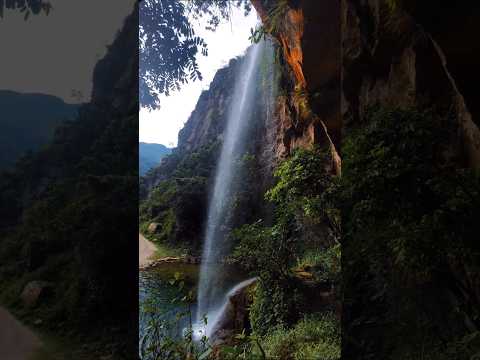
[0,90,80,170]
[139,142,171,175]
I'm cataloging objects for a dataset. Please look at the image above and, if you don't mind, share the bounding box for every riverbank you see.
[139,233,157,268]
[139,233,201,270]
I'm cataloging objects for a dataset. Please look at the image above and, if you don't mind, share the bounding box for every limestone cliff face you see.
[140,45,279,248]
[342,0,480,168]
[177,59,240,153]
[340,3,480,357]
[140,58,241,194]
[392,1,480,128]
[143,43,280,192]
[252,0,342,175]
[253,0,480,171]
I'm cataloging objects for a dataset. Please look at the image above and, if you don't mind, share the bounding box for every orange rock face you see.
[278,8,307,88]
[252,0,342,175]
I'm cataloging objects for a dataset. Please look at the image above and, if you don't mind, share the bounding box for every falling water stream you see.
[195,41,265,338]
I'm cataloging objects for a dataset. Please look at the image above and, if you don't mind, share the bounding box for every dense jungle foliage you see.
[0,106,138,326]
[139,138,264,256]
[0,6,138,356]
[232,146,341,358]
[145,107,480,359]
[142,145,341,360]
[341,107,480,359]
[139,140,221,252]
[139,44,276,255]
[140,1,479,358]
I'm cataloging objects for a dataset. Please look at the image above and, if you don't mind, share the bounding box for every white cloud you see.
[139,6,258,147]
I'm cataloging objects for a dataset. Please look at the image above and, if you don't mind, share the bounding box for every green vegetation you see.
[258,313,340,360]
[264,146,340,236]
[0,113,139,357]
[143,105,479,359]
[296,243,341,283]
[340,107,480,359]
[250,0,290,43]
[233,146,340,274]
[0,10,138,357]
[386,0,400,11]
[233,146,340,356]
[140,2,479,358]
[141,144,341,358]
[140,272,209,360]
[152,241,184,259]
[139,137,266,254]
[144,274,340,360]
[248,278,303,336]
[139,141,221,252]
[173,140,221,178]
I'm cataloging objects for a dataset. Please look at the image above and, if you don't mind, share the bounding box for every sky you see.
[139,6,259,147]
[0,0,135,104]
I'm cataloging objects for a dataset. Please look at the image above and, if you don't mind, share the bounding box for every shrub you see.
[259,312,340,360]
[296,242,341,283]
[233,146,340,336]
[265,147,334,219]
[340,107,480,358]
[249,279,303,336]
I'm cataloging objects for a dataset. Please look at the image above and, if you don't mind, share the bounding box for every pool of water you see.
[139,263,248,357]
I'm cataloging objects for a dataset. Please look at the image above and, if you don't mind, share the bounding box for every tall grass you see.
[257,312,340,360]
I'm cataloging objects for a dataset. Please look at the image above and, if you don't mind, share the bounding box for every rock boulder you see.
[147,222,159,234]
[209,278,257,344]
[20,281,52,308]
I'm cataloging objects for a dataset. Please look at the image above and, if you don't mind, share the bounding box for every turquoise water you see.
[138,263,247,358]
[139,263,199,344]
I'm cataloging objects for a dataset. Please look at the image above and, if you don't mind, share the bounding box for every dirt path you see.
[139,233,157,268]
[0,307,42,360]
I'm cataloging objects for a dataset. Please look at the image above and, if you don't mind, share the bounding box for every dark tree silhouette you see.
[0,0,51,19]
[139,0,251,110]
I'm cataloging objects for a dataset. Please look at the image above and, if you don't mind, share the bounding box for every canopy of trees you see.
[139,0,251,109]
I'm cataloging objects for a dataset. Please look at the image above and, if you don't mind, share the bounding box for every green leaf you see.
[199,348,213,360]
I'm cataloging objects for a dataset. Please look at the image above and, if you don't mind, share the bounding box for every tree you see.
[139,0,251,109]
[0,0,51,19]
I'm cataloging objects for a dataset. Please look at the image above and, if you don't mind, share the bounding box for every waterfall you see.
[196,41,264,333]
[193,278,257,341]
